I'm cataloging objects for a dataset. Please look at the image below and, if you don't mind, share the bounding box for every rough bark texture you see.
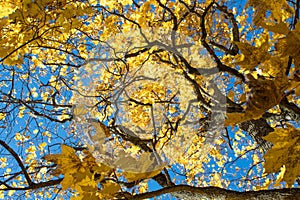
[131,185,300,200]
[239,118,273,151]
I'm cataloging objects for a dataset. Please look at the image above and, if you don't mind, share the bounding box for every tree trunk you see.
[131,185,300,200]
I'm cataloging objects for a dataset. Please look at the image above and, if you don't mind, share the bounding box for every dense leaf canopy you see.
[0,0,300,199]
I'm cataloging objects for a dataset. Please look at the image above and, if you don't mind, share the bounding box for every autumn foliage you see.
[0,0,300,199]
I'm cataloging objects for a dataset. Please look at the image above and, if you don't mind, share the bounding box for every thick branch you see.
[131,185,300,200]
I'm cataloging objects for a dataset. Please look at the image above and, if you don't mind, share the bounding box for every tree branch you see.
[0,178,63,191]
[0,140,34,186]
[131,185,300,200]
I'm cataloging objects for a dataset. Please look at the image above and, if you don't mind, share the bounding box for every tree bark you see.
[131,185,300,200]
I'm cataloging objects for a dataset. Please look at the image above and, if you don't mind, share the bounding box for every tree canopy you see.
[0,0,300,199]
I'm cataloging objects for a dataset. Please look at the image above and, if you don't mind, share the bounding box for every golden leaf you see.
[0,113,5,120]
[0,2,17,18]
[61,173,74,190]
[225,74,291,126]
[100,181,120,194]
[123,169,162,182]
[89,119,111,137]
[227,90,235,101]
[73,104,88,116]
[234,40,270,70]
[224,112,260,126]
[261,21,289,35]
[246,0,293,25]
[43,145,81,177]
[263,126,300,185]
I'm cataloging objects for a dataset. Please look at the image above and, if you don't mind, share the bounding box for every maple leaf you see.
[274,23,300,67]
[263,126,300,186]
[246,0,294,25]
[261,21,289,35]
[43,145,83,189]
[44,145,113,191]
[100,181,121,195]
[114,151,165,182]
[88,118,111,137]
[43,144,81,175]
[225,74,291,126]
[123,169,163,183]
[73,104,89,116]
[234,40,271,70]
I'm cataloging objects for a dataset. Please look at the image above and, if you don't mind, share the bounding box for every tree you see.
[0,0,300,199]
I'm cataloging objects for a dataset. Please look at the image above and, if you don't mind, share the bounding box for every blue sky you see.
[0,0,299,199]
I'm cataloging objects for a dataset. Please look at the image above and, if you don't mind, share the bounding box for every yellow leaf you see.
[274,165,286,187]
[224,113,253,126]
[246,0,293,25]
[62,144,76,155]
[295,86,300,97]
[38,142,47,150]
[7,190,15,197]
[43,144,81,175]
[228,90,235,101]
[125,156,164,181]
[100,181,120,194]
[234,40,270,70]
[25,146,36,153]
[124,169,162,182]
[140,2,151,13]
[73,104,88,116]
[0,2,17,18]
[113,151,165,181]
[239,93,246,102]
[0,113,6,120]
[61,173,74,190]
[253,154,260,164]
[14,132,22,141]
[261,21,289,35]
[89,119,111,137]
[254,178,272,190]
[263,127,300,185]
